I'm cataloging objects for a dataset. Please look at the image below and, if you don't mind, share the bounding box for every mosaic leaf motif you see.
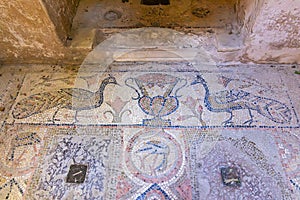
[0,129,43,200]
[105,96,131,123]
[7,132,41,161]
[179,96,205,126]
[126,73,185,126]
[138,95,178,117]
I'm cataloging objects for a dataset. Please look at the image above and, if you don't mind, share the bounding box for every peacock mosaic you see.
[0,63,298,199]
[0,28,299,199]
[7,63,298,128]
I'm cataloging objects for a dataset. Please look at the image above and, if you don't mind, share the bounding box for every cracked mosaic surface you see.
[0,28,299,199]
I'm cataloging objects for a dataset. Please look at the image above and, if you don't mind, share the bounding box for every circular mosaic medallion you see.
[125,129,183,184]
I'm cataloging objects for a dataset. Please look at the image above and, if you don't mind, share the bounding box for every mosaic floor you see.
[0,28,299,199]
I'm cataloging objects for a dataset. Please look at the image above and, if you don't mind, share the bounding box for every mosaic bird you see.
[12,75,118,123]
[191,74,292,126]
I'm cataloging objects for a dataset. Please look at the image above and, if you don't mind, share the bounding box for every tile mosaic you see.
[117,127,190,200]
[8,72,120,125]
[273,128,300,196]
[0,62,299,199]
[0,177,27,200]
[187,128,292,199]
[8,64,298,128]
[278,66,300,126]
[0,28,299,199]
[0,70,24,127]
[27,127,122,199]
[8,72,76,124]
[0,124,46,200]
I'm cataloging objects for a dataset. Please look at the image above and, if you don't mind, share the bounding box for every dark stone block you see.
[220,166,241,187]
[141,0,170,5]
[66,164,88,183]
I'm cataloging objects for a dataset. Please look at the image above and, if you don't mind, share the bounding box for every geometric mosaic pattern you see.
[0,28,299,199]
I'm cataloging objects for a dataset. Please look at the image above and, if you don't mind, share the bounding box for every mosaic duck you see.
[191,74,292,126]
[12,76,118,123]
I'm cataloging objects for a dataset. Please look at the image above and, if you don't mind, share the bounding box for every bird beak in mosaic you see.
[109,75,120,86]
[112,80,120,86]
[191,75,203,85]
[191,79,198,85]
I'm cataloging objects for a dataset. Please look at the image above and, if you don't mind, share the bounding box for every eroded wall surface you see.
[0,0,82,64]
[243,0,300,63]
[236,0,265,36]
[0,0,299,64]
[42,0,80,42]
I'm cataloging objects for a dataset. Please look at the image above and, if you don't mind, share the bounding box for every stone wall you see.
[0,0,82,64]
[41,0,79,43]
[242,0,300,63]
[235,0,265,36]
[0,0,299,64]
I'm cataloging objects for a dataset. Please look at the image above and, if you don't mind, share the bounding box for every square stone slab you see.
[220,166,241,187]
[66,164,88,184]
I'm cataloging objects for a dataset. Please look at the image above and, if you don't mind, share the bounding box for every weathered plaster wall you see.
[242,0,300,63]
[0,0,82,64]
[235,0,265,35]
[41,0,79,43]
[0,0,299,64]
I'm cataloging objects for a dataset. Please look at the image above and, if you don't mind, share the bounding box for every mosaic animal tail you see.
[12,76,118,122]
[191,75,292,126]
